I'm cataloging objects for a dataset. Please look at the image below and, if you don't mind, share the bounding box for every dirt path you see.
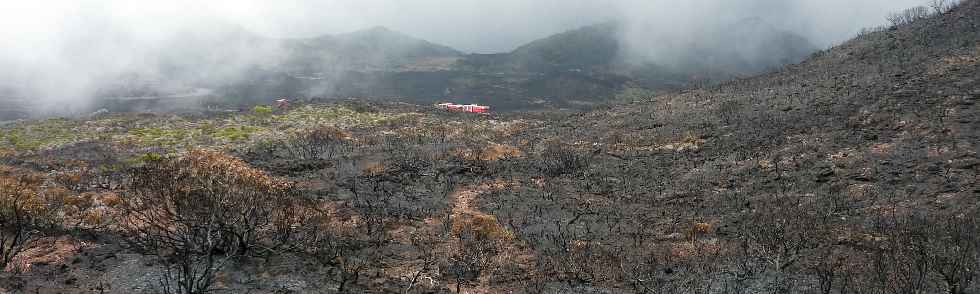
[450,184,490,220]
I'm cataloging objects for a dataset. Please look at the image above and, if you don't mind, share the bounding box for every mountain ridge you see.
[2,17,820,118]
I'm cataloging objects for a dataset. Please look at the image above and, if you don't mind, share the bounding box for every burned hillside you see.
[0,0,978,293]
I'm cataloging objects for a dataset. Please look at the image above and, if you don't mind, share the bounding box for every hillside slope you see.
[518,2,979,291]
[575,0,978,163]
[442,19,816,109]
[0,2,976,293]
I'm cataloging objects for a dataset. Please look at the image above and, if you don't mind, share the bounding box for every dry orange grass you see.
[179,149,293,193]
[655,132,706,152]
[869,142,894,154]
[125,149,295,220]
[82,208,109,226]
[299,125,353,141]
[6,236,87,273]
[0,175,46,216]
[685,222,713,243]
[362,160,386,175]
[451,147,477,160]
[452,214,514,242]
[491,120,530,138]
[0,165,43,184]
[62,192,92,208]
[928,45,980,75]
[98,192,122,207]
[476,143,523,161]
[669,238,723,259]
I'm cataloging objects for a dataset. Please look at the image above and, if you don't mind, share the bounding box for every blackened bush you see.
[538,139,588,177]
[123,149,297,255]
[871,213,938,294]
[241,137,280,162]
[286,125,352,160]
[887,6,931,27]
[0,174,49,270]
[293,212,370,293]
[442,229,499,293]
[930,0,962,14]
[385,148,433,177]
[928,215,979,294]
[121,150,298,293]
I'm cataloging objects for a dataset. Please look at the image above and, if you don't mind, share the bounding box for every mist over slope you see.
[0,0,930,119]
[1,14,819,117]
[280,26,463,73]
[114,18,817,113]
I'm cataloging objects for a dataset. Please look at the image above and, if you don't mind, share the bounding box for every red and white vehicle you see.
[437,102,490,113]
[275,98,290,109]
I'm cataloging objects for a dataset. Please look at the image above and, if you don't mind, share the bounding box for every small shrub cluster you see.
[243,125,354,164]
[443,227,500,292]
[120,149,299,293]
[538,139,589,177]
[252,105,273,115]
[284,125,352,160]
[887,6,931,27]
[0,174,50,270]
[887,0,961,27]
[452,214,513,242]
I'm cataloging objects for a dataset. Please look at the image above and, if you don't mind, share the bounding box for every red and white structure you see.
[437,102,490,113]
[275,98,290,110]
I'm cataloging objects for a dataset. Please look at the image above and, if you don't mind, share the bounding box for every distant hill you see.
[84,25,466,112]
[79,19,818,113]
[280,26,463,73]
[456,22,621,73]
[442,19,816,109]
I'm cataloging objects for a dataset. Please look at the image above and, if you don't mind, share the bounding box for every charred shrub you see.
[385,148,434,177]
[0,174,50,270]
[869,212,980,294]
[120,150,298,293]
[295,214,372,293]
[122,149,297,255]
[285,125,352,160]
[451,214,513,242]
[538,139,588,177]
[442,227,499,292]
[887,6,931,26]
[242,125,353,164]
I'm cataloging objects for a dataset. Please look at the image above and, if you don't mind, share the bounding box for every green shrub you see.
[253,105,273,115]
[137,152,164,163]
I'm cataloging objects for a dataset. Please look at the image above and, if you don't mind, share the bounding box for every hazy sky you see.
[1,0,928,53]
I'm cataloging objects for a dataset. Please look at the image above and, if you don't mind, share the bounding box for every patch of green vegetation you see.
[128,127,196,147]
[0,104,414,153]
[0,118,94,151]
[137,152,165,163]
[615,87,658,103]
[213,125,262,141]
[275,105,407,127]
[253,105,274,115]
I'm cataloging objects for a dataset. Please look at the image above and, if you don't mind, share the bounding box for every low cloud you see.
[0,0,929,114]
